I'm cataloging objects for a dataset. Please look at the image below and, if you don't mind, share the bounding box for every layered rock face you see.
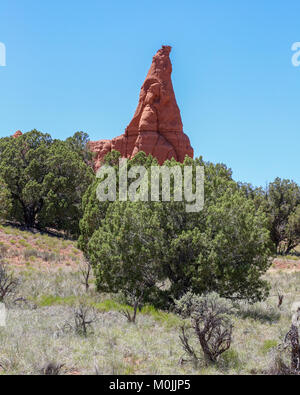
[13,130,22,138]
[90,46,193,170]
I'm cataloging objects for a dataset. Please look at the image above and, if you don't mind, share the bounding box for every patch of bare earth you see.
[0,225,83,271]
[270,258,300,272]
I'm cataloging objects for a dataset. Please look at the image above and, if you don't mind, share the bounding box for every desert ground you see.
[0,225,299,375]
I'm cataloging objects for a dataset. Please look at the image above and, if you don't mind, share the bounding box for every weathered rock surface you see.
[90,46,193,170]
[13,130,22,138]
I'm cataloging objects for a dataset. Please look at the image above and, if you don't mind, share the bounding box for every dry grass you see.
[0,225,82,270]
[0,227,299,375]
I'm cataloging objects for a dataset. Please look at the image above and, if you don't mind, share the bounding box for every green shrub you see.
[0,177,12,223]
[0,242,9,256]
[176,292,235,364]
[261,339,278,355]
[219,349,241,370]
[24,249,40,260]
[18,239,30,248]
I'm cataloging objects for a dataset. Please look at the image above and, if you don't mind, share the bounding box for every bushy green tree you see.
[239,178,300,255]
[88,201,165,316]
[286,205,300,254]
[0,130,94,235]
[265,178,300,254]
[0,178,12,223]
[78,151,158,255]
[65,131,93,166]
[165,191,271,302]
[238,182,266,210]
[80,151,272,305]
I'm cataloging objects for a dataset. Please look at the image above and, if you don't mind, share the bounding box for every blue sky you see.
[0,0,300,187]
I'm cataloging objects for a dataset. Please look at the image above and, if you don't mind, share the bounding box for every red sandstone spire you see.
[126,45,183,135]
[13,130,23,138]
[89,46,194,170]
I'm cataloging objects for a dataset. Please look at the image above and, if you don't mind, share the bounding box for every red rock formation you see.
[89,46,193,170]
[13,130,22,138]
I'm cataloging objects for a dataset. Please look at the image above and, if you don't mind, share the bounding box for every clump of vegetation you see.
[39,362,65,376]
[81,152,272,307]
[88,200,165,318]
[23,248,59,263]
[0,241,9,257]
[239,178,300,255]
[176,292,235,365]
[261,339,278,355]
[73,304,97,337]
[0,178,12,224]
[267,349,293,375]
[0,262,18,302]
[266,178,300,255]
[0,130,94,236]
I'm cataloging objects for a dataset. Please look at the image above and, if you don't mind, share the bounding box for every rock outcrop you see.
[13,130,22,138]
[90,46,193,170]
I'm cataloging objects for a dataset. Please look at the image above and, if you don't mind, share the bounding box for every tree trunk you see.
[24,207,36,228]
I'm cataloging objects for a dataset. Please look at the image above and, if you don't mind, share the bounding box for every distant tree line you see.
[0,130,299,308]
